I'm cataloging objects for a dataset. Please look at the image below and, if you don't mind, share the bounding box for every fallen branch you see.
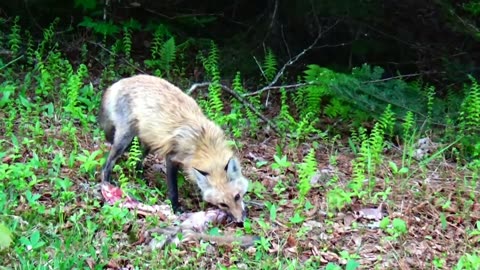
[0,55,24,70]
[250,20,340,98]
[185,22,341,134]
[242,82,312,97]
[187,82,282,134]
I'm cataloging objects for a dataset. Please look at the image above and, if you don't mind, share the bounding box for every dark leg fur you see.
[166,153,182,213]
[101,129,135,184]
[98,107,115,144]
[104,126,115,144]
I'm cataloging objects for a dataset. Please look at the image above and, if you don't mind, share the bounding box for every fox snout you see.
[228,208,247,223]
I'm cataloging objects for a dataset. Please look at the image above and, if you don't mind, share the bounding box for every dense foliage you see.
[1,1,480,269]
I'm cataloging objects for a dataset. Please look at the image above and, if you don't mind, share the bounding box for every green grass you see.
[1,17,480,270]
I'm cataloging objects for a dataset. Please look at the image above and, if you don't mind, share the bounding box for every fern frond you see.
[402,111,415,140]
[459,75,480,133]
[201,41,219,80]
[424,85,435,126]
[39,18,59,55]
[199,41,224,123]
[378,104,396,138]
[160,37,176,74]
[297,148,317,203]
[8,16,21,55]
[262,48,277,82]
[277,87,295,133]
[231,71,260,135]
[122,26,132,59]
[24,30,35,65]
[127,137,143,174]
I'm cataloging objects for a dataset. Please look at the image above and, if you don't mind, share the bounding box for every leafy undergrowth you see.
[1,110,479,269]
[1,17,480,270]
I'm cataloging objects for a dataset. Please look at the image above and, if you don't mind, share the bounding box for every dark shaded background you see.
[2,0,479,94]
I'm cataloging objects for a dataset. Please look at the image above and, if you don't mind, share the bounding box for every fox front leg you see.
[165,153,182,213]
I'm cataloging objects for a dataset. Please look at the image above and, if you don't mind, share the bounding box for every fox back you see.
[99,74,249,222]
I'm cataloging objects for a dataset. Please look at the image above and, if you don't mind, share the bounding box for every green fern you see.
[200,41,224,123]
[348,160,366,198]
[24,30,35,65]
[378,104,396,138]
[228,71,247,138]
[263,48,277,82]
[39,18,59,55]
[401,111,417,168]
[160,37,176,76]
[293,112,320,142]
[295,65,334,119]
[64,64,89,121]
[402,111,415,140]
[459,75,480,133]
[350,104,395,195]
[34,51,52,98]
[424,85,435,126]
[324,98,350,119]
[8,16,21,55]
[78,16,120,38]
[232,71,245,95]
[297,148,317,205]
[277,87,296,133]
[150,27,169,59]
[122,26,132,60]
[144,26,175,77]
[458,75,480,160]
[231,71,260,136]
[127,137,143,175]
[201,41,220,79]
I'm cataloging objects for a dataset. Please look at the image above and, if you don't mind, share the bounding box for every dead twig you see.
[242,82,312,97]
[249,20,340,98]
[0,55,24,70]
[361,73,422,84]
[87,41,147,74]
[186,82,281,134]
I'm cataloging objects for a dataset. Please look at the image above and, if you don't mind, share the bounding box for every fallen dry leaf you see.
[85,258,95,270]
[286,234,296,248]
[106,259,121,269]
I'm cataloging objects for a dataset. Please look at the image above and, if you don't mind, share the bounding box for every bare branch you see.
[361,73,424,84]
[186,82,211,95]
[249,20,340,98]
[281,25,291,59]
[269,0,279,31]
[87,41,146,74]
[185,82,281,134]
[252,56,268,81]
[0,55,24,70]
[242,82,312,97]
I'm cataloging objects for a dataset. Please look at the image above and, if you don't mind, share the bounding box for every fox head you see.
[192,157,249,223]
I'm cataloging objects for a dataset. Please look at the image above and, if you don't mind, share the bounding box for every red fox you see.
[98,75,249,222]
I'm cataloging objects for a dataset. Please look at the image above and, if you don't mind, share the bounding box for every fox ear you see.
[193,168,210,191]
[226,158,242,181]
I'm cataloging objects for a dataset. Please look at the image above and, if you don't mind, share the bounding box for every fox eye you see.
[219,203,229,209]
[234,194,240,201]
[195,168,209,176]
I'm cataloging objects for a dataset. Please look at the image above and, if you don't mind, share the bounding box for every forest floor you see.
[2,106,479,269]
[0,34,478,270]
